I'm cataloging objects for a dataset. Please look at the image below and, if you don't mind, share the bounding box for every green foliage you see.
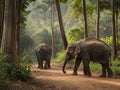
[90,62,102,73]
[38,29,52,45]
[101,36,112,48]
[53,50,66,62]
[111,60,120,75]
[71,0,82,19]
[71,0,96,19]
[18,55,33,70]
[20,0,36,28]
[0,50,10,90]
[99,0,111,10]
[0,50,33,89]
[20,30,34,55]
[90,60,120,76]
[67,26,84,44]
[10,64,32,81]
[60,0,68,3]
[101,36,120,51]
[10,55,33,81]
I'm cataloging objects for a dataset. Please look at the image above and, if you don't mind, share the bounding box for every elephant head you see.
[62,44,81,74]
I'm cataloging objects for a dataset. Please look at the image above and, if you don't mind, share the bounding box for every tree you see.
[112,0,117,60]
[1,0,18,64]
[16,0,21,56]
[83,0,88,38]
[0,0,4,47]
[55,0,68,50]
[96,0,100,39]
[114,0,120,41]
[50,0,56,58]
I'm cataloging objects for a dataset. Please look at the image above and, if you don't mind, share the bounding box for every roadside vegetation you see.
[0,50,33,90]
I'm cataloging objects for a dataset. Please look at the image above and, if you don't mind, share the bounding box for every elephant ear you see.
[74,45,80,58]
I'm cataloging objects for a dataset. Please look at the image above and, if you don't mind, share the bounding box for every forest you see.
[0,0,120,90]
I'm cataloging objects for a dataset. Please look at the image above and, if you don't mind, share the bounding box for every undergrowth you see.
[0,50,33,90]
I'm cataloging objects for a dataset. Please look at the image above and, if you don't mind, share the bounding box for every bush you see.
[0,50,10,90]
[18,55,33,70]
[89,61,120,76]
[10,64,32,81]
[53,50,66,62]
[101,36,112,48]
[90,62,101,73]
[67,26,84,44]
[0,50,33,89]
[111,60,120,75]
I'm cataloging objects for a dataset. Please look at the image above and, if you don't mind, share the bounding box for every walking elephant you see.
[62,38,113,78]
[35,43,52,69]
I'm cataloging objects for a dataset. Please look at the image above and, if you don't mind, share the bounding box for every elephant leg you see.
[106,64,113,78]
[38,60,40,68]
[36,55,40,68]
[40,60,43,69]
[83,63,88,76]
[48,60,51,68]
[73,59,81,75]
[44,61,48,69]
[100,63,106,77]
[83,60,91,76]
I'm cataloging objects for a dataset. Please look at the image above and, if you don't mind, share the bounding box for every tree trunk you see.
[112,0,117,60]
[0,0,4,47]
[16,0,21,56]
[51,3,56,58]
[1,0,18,64]
[96,0,100,39]
[115,5,118,39]
[55,0,68,50]
[82,0,88,38]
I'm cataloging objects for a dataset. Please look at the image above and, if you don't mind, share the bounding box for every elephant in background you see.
[35,43,52,69]
[62,38,113,78]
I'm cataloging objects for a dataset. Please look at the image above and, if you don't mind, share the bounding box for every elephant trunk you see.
[62,58,67,74]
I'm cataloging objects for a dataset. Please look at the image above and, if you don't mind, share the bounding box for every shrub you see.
[18,55,33,70]
[111,60,120,75]
[101,36,112,48]
[90,62,101,73]
[67,26,84,44]
[0,50,33,89]
[10,64,32,81]
[53,50,66,62]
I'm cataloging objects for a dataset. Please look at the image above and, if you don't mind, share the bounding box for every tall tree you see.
[96,0,100,39]
[0,0,4,47]
[51,0,56,58]
[1,0,18,64]
[114,1,120,40]
[55,0,68,50]
[82,0,88,38]
[16,0,21,56]
[112,0,117,60]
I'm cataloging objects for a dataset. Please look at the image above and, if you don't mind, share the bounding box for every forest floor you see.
[11,62,120,90]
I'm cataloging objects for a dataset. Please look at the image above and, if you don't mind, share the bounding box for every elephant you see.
[35,43,52,69]
[62,38,113,78]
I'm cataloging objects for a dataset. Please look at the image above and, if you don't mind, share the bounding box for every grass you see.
[81,60,120,76]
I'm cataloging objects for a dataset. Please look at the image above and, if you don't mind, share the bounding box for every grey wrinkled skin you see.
[35,43,52,69]
[63,38,113,78]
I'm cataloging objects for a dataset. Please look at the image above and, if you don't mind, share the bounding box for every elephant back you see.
[35,43,51,59]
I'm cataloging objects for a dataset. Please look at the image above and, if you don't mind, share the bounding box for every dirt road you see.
[29,63,120,90]
[11,63,120,90]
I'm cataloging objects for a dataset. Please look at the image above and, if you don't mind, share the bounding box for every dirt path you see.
[29,63,120,90]
[12,63,120,90]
